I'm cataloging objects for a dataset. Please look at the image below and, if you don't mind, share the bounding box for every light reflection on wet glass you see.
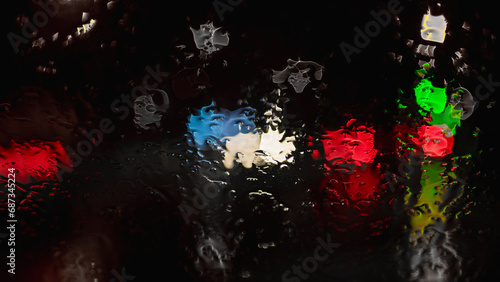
[2,0,498,281]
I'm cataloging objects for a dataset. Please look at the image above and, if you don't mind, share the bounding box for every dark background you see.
[2,0,499,281]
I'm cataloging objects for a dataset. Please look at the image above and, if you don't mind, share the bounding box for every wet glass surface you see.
[2,0,499,281]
